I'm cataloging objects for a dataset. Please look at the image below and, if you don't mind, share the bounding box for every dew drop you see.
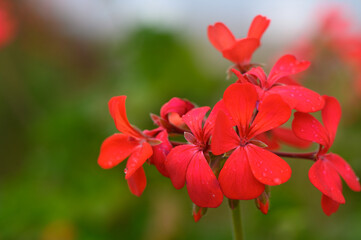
[357,177,360,182]
[290,93,295,97]
[124,168,128,175]
[262,172,267,177]
[274,178,281,184]
[212,194,216,198]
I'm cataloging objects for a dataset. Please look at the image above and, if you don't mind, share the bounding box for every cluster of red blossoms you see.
[98,15,360,220]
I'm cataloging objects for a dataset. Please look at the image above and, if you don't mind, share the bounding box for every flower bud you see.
[192,204,208,222]
[255,186,270,214]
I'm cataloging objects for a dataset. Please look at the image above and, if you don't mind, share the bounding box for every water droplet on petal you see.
[274,178,281,184]
[124,168,128,175]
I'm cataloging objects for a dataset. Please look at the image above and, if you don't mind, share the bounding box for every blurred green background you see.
[1,1,361,240]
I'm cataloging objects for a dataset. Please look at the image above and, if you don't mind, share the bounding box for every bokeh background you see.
[1,0,361,239]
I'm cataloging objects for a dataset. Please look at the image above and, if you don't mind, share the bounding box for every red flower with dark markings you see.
[241,54,325,113]
[165,107,223,208]
[292,96,361,215]
[98,96,164,196]
[151,97,194,134]
[211,83,292,200]
[208,15,270,71]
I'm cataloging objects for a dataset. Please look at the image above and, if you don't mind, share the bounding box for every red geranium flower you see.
[211,83,292,199]
[208,15,270,71]
[98,96,167,196]
[292,96,361,215]
[239,54,325,113]
[165,106,223,208]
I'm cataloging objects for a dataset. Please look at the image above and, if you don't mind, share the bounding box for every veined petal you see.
[125,142,153,179]
[165,145,199,189]
[246,67,268,87]
[219,147,265,200]
[247,15,270,40]
[223,83,258,136]
[309,159,345,203]
[127,166,146,197]
[98,134,139,169]
[267,55,310,87]
[326,153,361,192]
[160,97,194,120]
[292,112,329,148]
[246,144,291,185]
[322,96,341,145]
[321,194,341,216]
[222,38,260,64]
[211,111,240,155]
[248,94,291,138]
[149,130,173,177]
[186,151,223,208]
[108,96,144,138]
[182,107,210,143]
[207,22,236,52]
[268,85,325,113]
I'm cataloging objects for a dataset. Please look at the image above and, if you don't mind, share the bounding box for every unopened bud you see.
[192,204,208,222]
[255,186,270,215]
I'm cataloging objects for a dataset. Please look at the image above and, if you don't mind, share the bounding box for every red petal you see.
[309,159,345,203]
[267,55,310,87]
[186,151,223,208]
[182,107,210,143]
[247,15,270,40]
[277,76,302,86]
[211,111,240,155]
[204,100,231,141]
[222,38,260,64]
[254,132,280,150]
[165,145,199,189]
[127,166,146,197]
[149,130,172,177]
[125,142,153,179]
[322,96,341,145]
[292,112,329,147]
[268,85,325,112]
[160,97,194,120]
[326,153,361,192]
[321,194,340,216]
[108,96,144,138]
[272,127,312,148]
[207,22,236,52]
[219,147,265,200]
[246,67,268,87]
[231,69,249,84]
[246,144,291,185]
[248,94,291,138]
[98,134,139,169]
[223,83,258,136]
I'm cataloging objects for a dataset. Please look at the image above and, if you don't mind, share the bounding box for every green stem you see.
[230,200,243,240]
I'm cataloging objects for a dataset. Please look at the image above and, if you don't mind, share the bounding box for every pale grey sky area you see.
[25,0,361,48]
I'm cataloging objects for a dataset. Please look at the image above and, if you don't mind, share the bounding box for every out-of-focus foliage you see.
[1,5,361,240]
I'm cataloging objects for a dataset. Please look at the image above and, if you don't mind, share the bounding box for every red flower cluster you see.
[98,15,360,219]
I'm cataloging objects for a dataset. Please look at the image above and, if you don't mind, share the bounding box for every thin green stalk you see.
[230,200,243,240]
